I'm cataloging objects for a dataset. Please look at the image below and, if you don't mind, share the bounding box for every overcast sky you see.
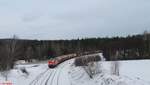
[0,0,150,40]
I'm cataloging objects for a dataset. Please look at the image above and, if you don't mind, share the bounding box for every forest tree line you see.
[0,33,150,71]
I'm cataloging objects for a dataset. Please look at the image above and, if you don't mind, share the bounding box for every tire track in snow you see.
[56,64,66,85]
[44,70,55,85]
[33,70,50,85]
[30,60,71,85]
[39,70,52,85]
[48,70,57,85]
[72,72,85,81]
[29,68,49,85]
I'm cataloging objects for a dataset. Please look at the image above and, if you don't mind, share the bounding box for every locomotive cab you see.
[48,59,58,68]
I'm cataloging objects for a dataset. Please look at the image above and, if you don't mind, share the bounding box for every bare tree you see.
[83,62,101,78]
[143,30,150,56]
[111,61,120,76]
[111,51,120,76]
[25,46,34,62]
[51,41,62,56]
[36,45,42,60]
[0,35,20,80]
[36,42,49,60]
[75,54,102,78]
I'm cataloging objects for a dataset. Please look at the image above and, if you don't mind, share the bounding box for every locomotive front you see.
[48,59,59,68]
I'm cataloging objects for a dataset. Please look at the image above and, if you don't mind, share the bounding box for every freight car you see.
[74,53,101,66]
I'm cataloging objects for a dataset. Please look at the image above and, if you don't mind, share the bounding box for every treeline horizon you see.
[0,33,150,70]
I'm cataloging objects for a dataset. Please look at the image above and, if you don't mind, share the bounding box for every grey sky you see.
[0,0,150,40]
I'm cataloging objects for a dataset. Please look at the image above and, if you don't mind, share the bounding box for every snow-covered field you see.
[0,56,150,85]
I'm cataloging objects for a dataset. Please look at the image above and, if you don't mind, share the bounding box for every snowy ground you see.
[0,56,150,85]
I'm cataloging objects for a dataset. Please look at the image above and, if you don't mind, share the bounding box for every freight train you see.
[48,53,77,68]
[48,50,102,68]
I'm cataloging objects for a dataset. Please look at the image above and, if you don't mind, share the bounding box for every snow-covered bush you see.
[15,60,26,65]
[74,53,104,78]
[20,67,29,76]
[0,70,10,81]
[83,61,102,78]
